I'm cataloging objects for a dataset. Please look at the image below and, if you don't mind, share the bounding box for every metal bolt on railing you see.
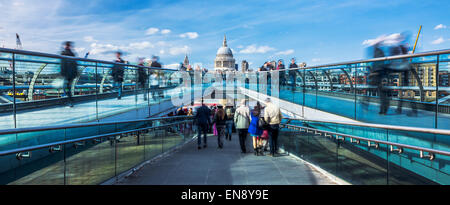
[336,136,345,141]
[324,133,332,138]
[390,145,403,154]
[16,152,31,160]
[73,141,85,148]
[350,138,360,144]
[368,141,379,149]
[420,150,435,161]
[92,138,102,144]
[315,130,322,136]
[49,145,62,153]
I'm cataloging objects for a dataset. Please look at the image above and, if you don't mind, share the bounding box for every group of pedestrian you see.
[256,58,306,91]
[195,98,283,157]
[59,41,164,106]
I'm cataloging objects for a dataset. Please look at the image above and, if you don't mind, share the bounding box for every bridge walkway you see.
[116,133,338,185]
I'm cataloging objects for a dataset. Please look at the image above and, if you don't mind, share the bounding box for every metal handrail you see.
[0,120,193,157]
[2,47,449,73]
[0,116,193,135]
[282,123,450,157]
[0,47,177,71]
[283,117,450,135]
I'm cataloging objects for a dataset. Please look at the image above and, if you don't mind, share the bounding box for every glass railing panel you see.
[386,129,449,185]
[354,56,438,128]
[65,137,115,185]
[16,129,66,148]
[437,54,450,130]
[304,69,317,109]
[3,146,64,185]
[386,145,441,185]
[0,52,14,130]
[162,124,185,152]
[299,121,338,177]
[14,56,70,128]
[144,127,163,160]
[279,127,307,159]
[316,67,356,119]
[333,124,388,185]
[115,130,145,175]
[96,64,128,121]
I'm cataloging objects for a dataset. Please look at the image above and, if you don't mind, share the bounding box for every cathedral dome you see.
[214,35,236,71]
[217,47,233,56]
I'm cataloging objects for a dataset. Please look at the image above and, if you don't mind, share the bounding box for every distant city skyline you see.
[0,0,449,70]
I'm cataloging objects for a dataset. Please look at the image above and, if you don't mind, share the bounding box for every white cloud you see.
[89,43,119,55]
[89,41,154,55]
[146,27,160,35]
[239,44,275,54]
[159,50,165,54]
[362,33,403,46]
[161,29,171,34]
[275,49,294,55]
[12,1,24,7]
[169,45,190,55]
[74,47,86,53]
[312,58,321,62]
[434,24,447,30]
[83,36,96,43]
[431,37,445,45]
[128,41,154,50]
[179,32,199,39]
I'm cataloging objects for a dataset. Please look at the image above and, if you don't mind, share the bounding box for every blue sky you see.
[0,0,449,69]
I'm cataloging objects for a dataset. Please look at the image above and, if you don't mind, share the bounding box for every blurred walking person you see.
[112,52,126,100]
[137,58,148,101]
[213,105,228,149]
[60,41,78,107]
[234,100,251,153]
[149,71,159,100]
[388,34,418,116]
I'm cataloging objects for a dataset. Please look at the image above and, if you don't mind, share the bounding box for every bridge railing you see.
[0,115,195,185]
[0,47,189,129]
[280,118,450,185]
[241,49,450,129]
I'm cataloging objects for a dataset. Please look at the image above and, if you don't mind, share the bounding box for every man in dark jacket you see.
[288,58,298,91]
[112,52,126,100]
[195,100,211,150]
[60,41,78,107]
[277,60,286,87]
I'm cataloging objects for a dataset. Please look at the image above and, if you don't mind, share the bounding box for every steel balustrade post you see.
[12,53,17,129]
[435,55,439,129]
[95,62,99,121]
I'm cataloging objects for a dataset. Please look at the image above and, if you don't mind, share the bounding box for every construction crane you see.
[412,25,422,54]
